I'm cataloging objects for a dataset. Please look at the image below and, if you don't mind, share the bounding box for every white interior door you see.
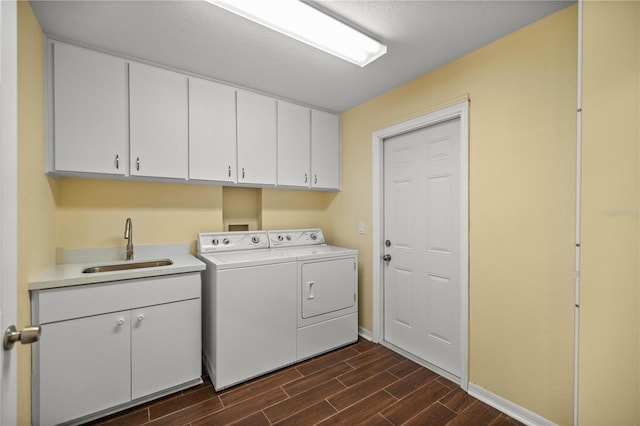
[383,117,462,378]
[0,1,19,423]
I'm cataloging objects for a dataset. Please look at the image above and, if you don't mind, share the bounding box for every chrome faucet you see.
[124,218,133,261]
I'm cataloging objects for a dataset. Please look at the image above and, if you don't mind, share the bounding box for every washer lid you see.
[198,248,295,269]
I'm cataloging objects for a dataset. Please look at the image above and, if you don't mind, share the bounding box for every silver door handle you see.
[136,157,140,171]
[383,254,391,262]
[115,154,119,170]
[3,325,41,350]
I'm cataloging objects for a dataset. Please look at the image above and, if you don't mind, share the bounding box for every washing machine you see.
[267,229,359,360]
[197,231,297,391]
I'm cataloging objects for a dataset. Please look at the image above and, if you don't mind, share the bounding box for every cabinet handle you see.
[136,157,140,171]
[228,166,231,178]
[137,314,144,322]
[115,155,119,170]
[117,318,125,326]
[242,168,245,179]
[314,174,318,184]
[305,173,308,184]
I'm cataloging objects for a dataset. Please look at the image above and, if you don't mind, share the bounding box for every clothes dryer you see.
[267,229,358,360]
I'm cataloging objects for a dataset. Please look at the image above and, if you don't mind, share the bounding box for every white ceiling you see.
[29,0,573,112]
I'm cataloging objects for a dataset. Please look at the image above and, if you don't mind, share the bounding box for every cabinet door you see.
[311,110,341,190]
[237,90,276,185]
[277,101,310,187]
[130,62,188,179]
[131,299,201,399]
[36,311,131,426]
[52,42,127,175]
[189,78,237,182]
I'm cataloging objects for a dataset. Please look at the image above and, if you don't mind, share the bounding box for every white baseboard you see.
[358,327,373,341]
[467,383,557,426]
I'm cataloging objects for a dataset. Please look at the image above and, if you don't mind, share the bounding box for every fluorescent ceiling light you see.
[209,0,387,67]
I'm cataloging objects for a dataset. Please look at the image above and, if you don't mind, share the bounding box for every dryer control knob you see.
[223,238,230,245]
[277,235,284,241]
[251,235,260,244]
[286,235,292,241]
[212,238,219,246]
[310,233,317,240]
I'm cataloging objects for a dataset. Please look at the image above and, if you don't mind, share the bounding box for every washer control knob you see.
[223,238,230,245]
[286,235,292,241]
[251,235,260,244]
[310,233,317,241]
[277,235,284,241]
[212,238,219,246]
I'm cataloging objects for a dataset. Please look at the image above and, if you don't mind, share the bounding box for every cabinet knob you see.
[228,166,231,178]
[314,174,318,184]
[115,154,119,170]
[117,318,125,326]
[242,168,245,179]
[137,314,145,322]
[305,173,308,184]
[136,157,140,171]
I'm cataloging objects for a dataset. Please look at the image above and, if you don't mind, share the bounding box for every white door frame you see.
[371,101,469,389]
[0,0,19,424]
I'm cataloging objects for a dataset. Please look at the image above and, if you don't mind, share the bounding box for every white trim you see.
[468,383,557,426]
[357,327,373,341]
[0,1,19,424]
[371,101,469,389]
[573,2,583,425]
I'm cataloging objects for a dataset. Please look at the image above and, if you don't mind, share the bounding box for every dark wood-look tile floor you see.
[89,340,523,426]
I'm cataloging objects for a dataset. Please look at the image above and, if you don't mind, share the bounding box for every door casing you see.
[371,101,469,388]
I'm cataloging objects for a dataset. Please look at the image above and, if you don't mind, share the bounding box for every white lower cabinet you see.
[131,299,201,399]
[37,311,132,426]
[31,274,201,426]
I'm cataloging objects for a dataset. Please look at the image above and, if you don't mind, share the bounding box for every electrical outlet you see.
[358,222,365,234]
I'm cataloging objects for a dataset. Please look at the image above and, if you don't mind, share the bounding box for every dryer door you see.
[301,258,356,319]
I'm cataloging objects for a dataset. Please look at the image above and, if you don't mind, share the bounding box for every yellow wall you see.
[56,178,224,253]
[17,2,58,424]
[328,5,577,424]
[261,189,332,230]
[579,2,640,425]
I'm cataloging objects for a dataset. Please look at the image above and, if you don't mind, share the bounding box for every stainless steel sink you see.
[82,259,173,273]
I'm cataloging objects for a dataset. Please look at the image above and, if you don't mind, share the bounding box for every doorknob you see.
[3,325,41,350]
[383,254,392,262]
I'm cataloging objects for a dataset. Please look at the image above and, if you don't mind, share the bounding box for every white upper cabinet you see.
[188,78,237,183]
[311,110,341,190]
[277,101,310,188]
[47,41,341,191]
[51,42,127,175]
[129,62,188,180]
[237,90,277,186]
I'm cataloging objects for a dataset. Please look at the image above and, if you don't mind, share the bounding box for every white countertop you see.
[29,243,205,291]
